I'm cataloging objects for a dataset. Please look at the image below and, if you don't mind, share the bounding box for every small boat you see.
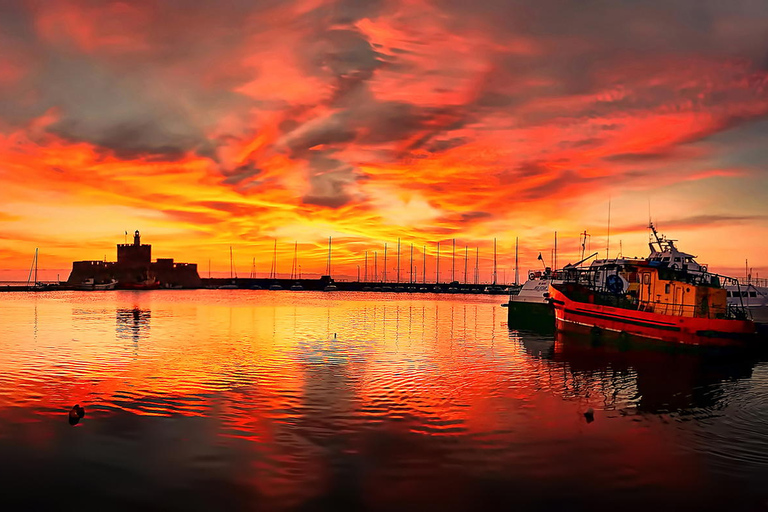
[218,283,238,289]
[549,224,757,346]
[323,284,339,291]
[725,282,768,323]
[432,285,442,293]
[76,278,118,291]
[290,282,303,291]
[269,284,283,290]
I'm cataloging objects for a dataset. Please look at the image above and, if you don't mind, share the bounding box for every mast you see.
[230,246,234,280]
[270,240,277,279]
[554,231,557,270]
[397,238,401,284]
[326,237,332,277]
[34,247,38,284]
[374,251,378,282]
[436,242,440,283]
[492,238,497,285]
[422,245,426,284]
[451,238,455,282]
[383,243,387,283]
[291,241,298,279]
[606,198,611,259]
[250,257,256,279]
[514,237,519,286]
[474,247,479,285]
[364,251,368,282]
[409,243,413,283]
[464,246,468,285]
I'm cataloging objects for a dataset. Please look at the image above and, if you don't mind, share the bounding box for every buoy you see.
[68,404,85,425]
[333,333,337,339]
[584,407,594,423]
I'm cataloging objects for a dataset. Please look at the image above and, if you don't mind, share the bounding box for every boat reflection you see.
[514,328,763,415]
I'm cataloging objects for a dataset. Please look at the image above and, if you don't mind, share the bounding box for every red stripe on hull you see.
[549,285,756,347]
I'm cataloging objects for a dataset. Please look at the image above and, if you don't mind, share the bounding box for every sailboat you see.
[26,248,51,291]
[323,236,339,291]
[218,246,239,289]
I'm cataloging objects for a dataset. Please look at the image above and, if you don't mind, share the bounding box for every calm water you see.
[2,291,768,511]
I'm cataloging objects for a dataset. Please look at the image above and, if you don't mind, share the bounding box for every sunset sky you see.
[1,0,767,281]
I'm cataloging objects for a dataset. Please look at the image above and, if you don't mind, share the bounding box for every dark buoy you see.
[584,407,594,423]
[333,333,337,339]
[68,404,85,425]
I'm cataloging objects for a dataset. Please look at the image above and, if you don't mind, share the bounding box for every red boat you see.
[547,224,758,347]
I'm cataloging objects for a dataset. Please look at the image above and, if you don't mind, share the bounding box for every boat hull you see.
[549,284,757,347]
[507,299,554,333]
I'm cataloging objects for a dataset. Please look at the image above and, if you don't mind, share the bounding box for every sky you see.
[1,0,768,281]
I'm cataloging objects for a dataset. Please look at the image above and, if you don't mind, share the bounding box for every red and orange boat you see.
[548,225,758,346]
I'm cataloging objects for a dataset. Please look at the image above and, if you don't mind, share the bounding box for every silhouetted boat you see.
[76,278,117,291]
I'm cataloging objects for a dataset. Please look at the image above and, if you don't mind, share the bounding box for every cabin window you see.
[664,284,670,293]
[750,291,757,297]
[742,291,749,297]
[662,257,670,262]
[726,291,732,297]
[674,257,681,262]
[643,274,650,285]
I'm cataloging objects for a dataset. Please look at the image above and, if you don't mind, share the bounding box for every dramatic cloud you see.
[1,0,768,278]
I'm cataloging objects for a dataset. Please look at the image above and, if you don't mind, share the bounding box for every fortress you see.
[67,230,201,288]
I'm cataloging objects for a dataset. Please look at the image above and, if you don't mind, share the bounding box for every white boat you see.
[76,278,117,290]
[323,284,338,291]
[725,283,768,323]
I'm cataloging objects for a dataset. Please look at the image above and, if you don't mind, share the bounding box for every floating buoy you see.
[68,404,85,425]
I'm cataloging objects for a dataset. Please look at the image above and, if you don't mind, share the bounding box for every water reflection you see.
[116,307,151,344]
[0,291,766,511]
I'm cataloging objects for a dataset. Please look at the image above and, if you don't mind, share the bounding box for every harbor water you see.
[1,291,767,511]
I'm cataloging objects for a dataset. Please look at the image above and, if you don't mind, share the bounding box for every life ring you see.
[528,271,535,280]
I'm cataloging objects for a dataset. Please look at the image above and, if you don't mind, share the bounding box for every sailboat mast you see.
[292,241,298,279]
[397,238,401,284]
[554,231,557,270]
[410,243,413,283]
[606,198,611,259]
[436,242,440,283]
[230,246,233,280]
[422,245,426,284]
[364,251,368,282]
[34,248,38,284]
[493,238,497,285]
[374,251,378,281]
[464,246,468,285]
[474,247,479,285]
[451,239,455,282]
[383,243,387,283]
[514,237,519,286]
[326,237,332,277]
